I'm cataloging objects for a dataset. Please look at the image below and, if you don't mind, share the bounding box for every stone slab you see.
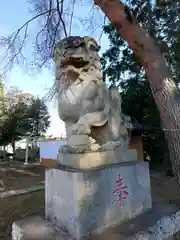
[12,202,180,240]
[57,148,137,170]
[45,162,151,239]
[11,215,67,240]
[92,202,180,240]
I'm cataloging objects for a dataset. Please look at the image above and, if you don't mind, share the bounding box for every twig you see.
[69,0,76,36]
[0,9,56,72]
[98,15,106,43]
[56,0,68,38]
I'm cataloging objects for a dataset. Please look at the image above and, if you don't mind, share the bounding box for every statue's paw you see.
[102,142,114,151]
[72,123,91,135]
[59,145,77,154]
[90,143,102,152]
[59,144,88,154]
[102,141,122,151]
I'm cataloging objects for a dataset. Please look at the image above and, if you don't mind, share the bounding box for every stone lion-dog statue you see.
[53,36,132,154]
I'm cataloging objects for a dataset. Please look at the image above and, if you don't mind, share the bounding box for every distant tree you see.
[0,88,50,153]
[0,76,4,119]
[0,76,4,97]
[25,98,51,138]
[0,88,33,152]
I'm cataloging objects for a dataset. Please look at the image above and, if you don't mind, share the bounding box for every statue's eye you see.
[63,40,68,49]
[89,44,99,51]
[73,38,82,47]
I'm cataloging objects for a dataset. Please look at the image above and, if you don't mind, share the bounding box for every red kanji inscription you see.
[112,174,129,207]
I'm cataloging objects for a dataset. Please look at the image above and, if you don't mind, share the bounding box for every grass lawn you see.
[0,190,45,239]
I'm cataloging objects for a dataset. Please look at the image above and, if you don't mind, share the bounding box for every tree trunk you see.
[11,141,15,160]
[3,145,6,161]
[94,0,180,189]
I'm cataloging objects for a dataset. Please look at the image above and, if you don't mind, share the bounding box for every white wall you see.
[39,140,67,160]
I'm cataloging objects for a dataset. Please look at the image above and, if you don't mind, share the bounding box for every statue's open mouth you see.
[61,57,89,68]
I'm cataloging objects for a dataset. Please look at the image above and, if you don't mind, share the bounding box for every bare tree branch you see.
[56,0,68,37]
[69,0,76,35]
[98,15,107,43]
[0,0,106,79]
[147,0,153,36]
[0,0,70,72]
[0,9,56,72]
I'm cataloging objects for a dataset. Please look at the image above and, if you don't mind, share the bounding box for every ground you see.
[151,173,180,206]
[0,163,44,191]
[0,162,45,239]
[0,161,180,239]
[0,191,44,239]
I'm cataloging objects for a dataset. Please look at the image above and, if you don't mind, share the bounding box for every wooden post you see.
[24,137,29,165]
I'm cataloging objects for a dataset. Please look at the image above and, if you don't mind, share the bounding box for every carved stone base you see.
[12,203,180,240]
[57,148,137,170]
[45,162,152,239]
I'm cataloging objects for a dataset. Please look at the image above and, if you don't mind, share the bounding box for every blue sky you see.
[0,0,110,137]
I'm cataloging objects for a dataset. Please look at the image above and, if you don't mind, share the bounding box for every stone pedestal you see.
[57,148,137,169]
[12,202,180,240]
[45,162,152,239]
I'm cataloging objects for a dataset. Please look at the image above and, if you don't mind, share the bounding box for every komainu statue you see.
[53,36,132,154]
